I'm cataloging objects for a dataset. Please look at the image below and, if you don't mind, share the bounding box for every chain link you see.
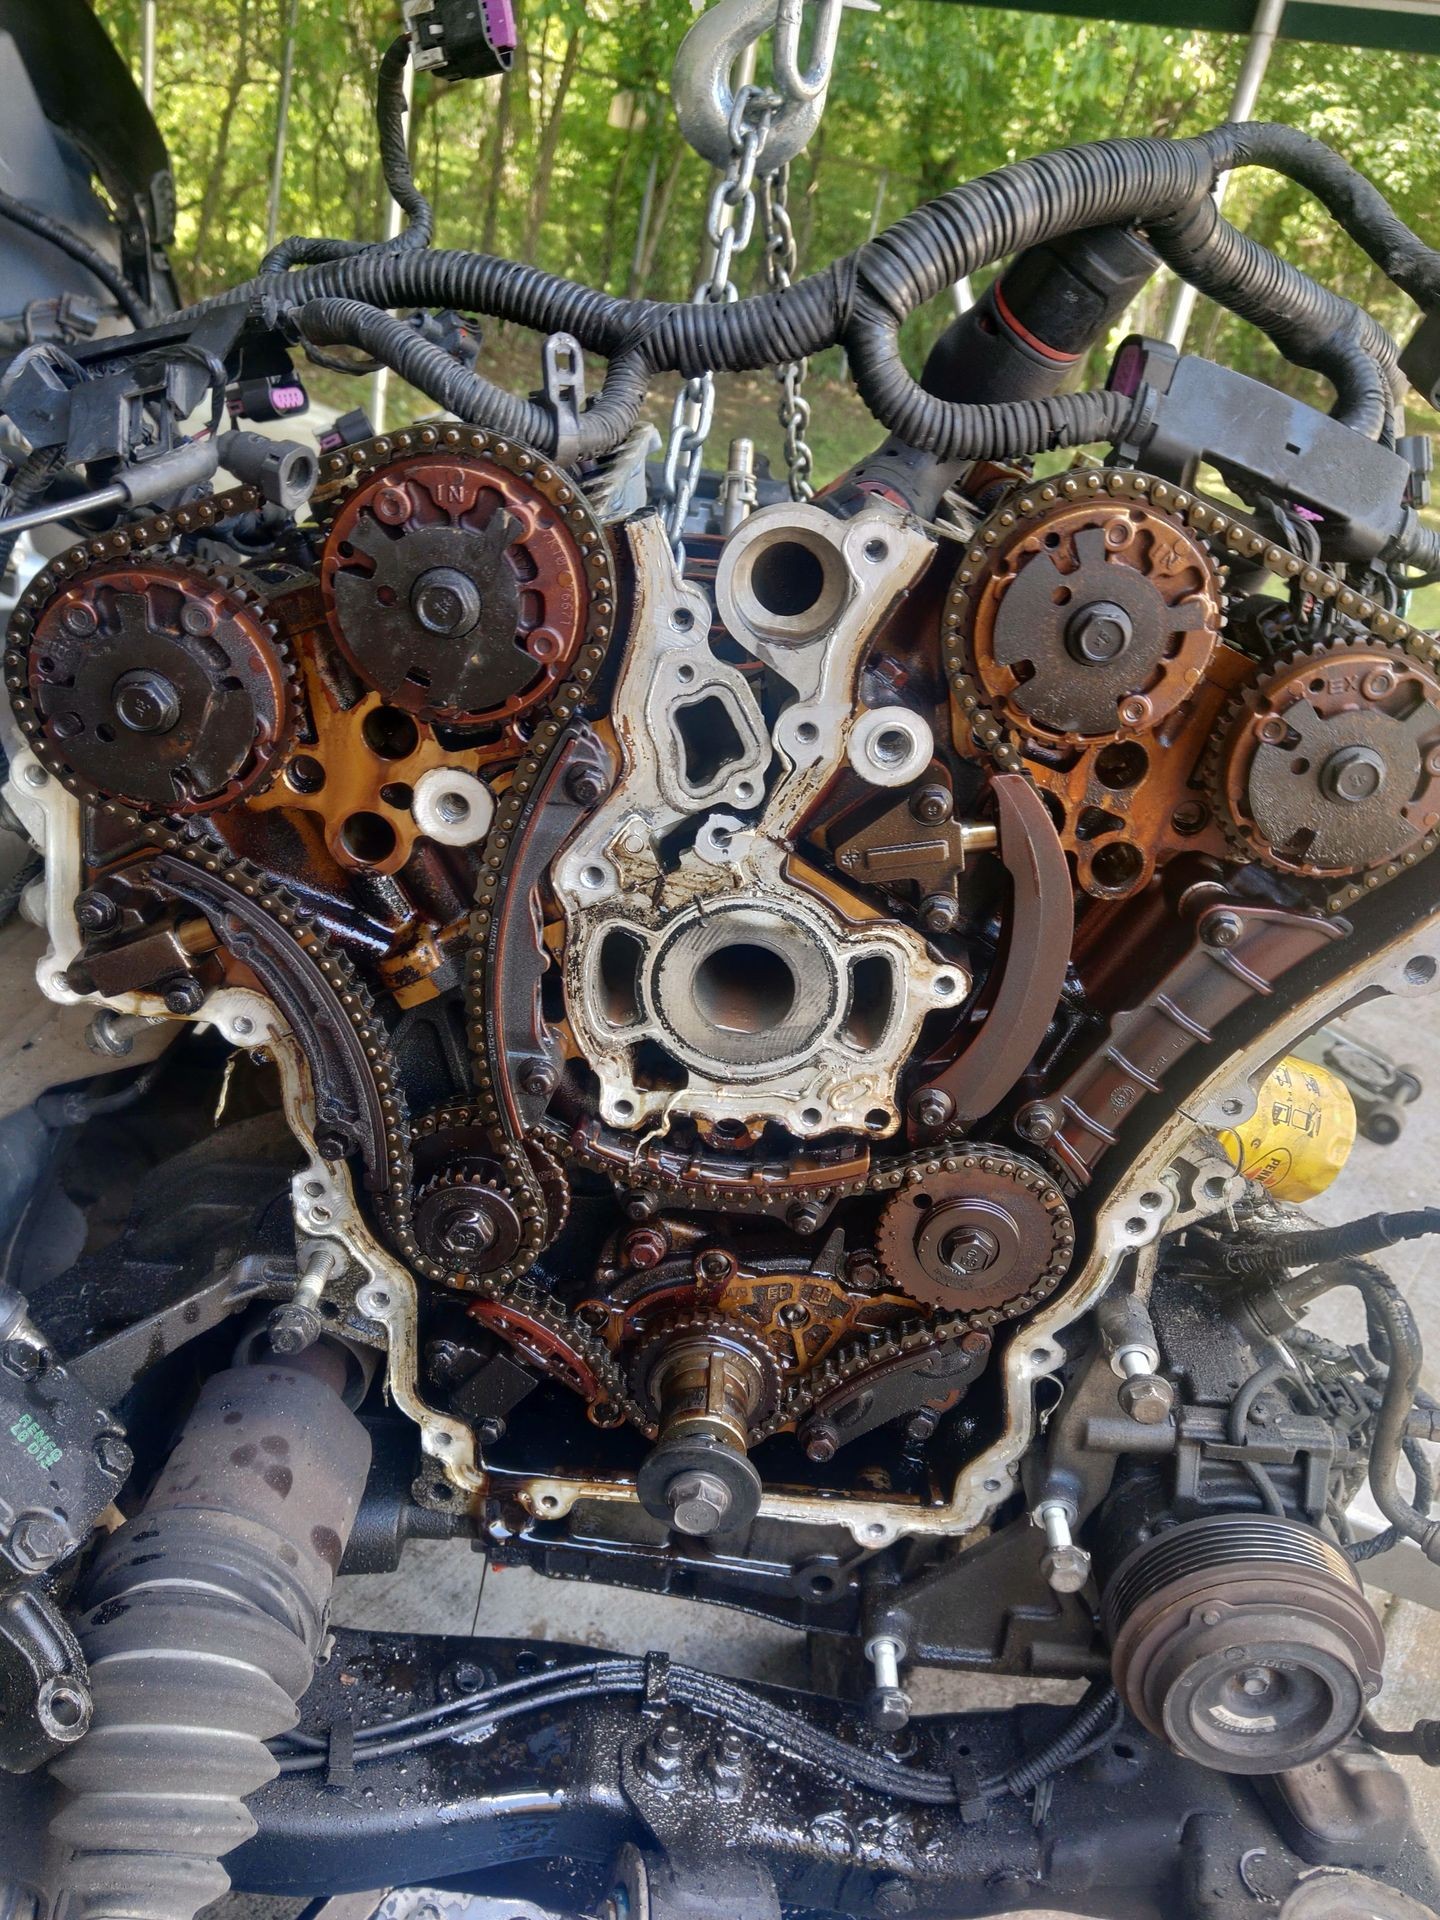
[760,164,815,501]
[660,83,777,560]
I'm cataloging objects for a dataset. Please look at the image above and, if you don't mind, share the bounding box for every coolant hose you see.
[45,1349,372,1920]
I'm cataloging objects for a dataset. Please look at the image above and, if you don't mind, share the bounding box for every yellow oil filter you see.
[1218,1055,1357,1203]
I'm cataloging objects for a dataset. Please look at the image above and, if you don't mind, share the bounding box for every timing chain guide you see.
[7,444,1437,1435]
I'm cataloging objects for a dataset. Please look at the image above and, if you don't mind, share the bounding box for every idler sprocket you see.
[876,1148,1074,1314]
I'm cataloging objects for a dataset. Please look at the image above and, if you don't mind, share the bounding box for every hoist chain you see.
[760,163,815,501]
[660,82,778,560]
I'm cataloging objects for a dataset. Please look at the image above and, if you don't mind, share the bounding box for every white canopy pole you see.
[266,0,301,254]
[1163,0,1286,348]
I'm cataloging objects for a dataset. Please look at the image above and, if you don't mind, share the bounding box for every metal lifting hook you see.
[672,0,876,172]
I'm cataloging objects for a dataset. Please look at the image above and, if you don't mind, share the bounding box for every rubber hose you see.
[0,191,149,330]
[262,36,432,275]
[45,1352,372,1920]
[1285,1259,1439,1562]
[1351,1439,1434,1562]
[1219,1208,1440,1278]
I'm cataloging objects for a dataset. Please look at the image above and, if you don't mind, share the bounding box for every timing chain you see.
[942,466,1440,918]
[11,455,1436,1436]
[659,83,777,561]
[759,163,816,502]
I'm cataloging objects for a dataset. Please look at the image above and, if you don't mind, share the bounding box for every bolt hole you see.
[796,720,820,745]
[340,810,398,865]
[1405,955,1437,985]
[361,706,420,760]
[581,864,607,889]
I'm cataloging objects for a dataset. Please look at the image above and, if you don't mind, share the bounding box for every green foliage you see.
[91,0,1440,480]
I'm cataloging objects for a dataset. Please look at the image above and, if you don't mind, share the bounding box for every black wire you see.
[274,1659,958,1803]
[0,190,149,329]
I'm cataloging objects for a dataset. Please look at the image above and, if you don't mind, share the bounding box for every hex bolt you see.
[10,1510,70,1573]
[520,1060,557,1098]
[620,1227,669,1271]
[910,783,952,825]
[94,1433,133,1480]
[267,1246,340,1356]
[704,1725,746,1798]
[804,1423,839,1464]
[697,1248,731,1282]
[1035,1499,1092,1595]
[1014,1102,1057,1144]
[909,1088,954,1131]
[920,892,959,935]
[665,1470,732,1537]
[162,976,206,1016]
[74,890,118,934]
[865,1634,912,1734]
[623,1189,660,1222]
[0,1338,43,1381]
[642,1714,686,1787]
[1116,1347,1175,1425]
[1203,910,1245,950]
[112,668,180,735]
[786,1199,824,1234]
[565,764,606,807]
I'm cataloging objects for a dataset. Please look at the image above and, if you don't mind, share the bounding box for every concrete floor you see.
[320,990,1440,1913]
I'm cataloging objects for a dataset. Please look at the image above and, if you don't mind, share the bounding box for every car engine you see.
[3,4,1440,1918]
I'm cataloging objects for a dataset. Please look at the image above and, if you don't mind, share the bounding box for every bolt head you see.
[920,892,959,934]
[621,1227,669,1271]
[623,1189,660,1222]
[1119,1371,1175,1424]
[1015,1103,1057,1144]
[163,976,205,1016]
[867,1685,912,1735]
[1041,1542,1092,1594]
[910,783,951,825]
[1320,742,1387,806]
[94,1433,133,1479]
[804,1426,838,1464]
[9,1510,69,1572]
[268,1304,320,1355]
[1,1339,43,1380]
[520,1061,557,1097]
[565,765,606,807]
[786,1200,824,1233]
[666,1470,732,1536]
[74,891,117,934]
[697,1248,731,1281]
[910,1088,954,1131]
[1066,599,1133,664]
[112,668,181,735]
[939,1224,1000,1275]
[1203,911,1244,949]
